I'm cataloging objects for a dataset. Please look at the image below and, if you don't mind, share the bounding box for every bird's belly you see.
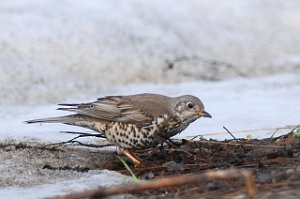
[96,122,158,149]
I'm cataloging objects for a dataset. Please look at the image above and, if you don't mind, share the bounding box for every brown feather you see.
[57,93,174,126]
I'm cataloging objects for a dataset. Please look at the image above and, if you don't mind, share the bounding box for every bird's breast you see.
[94,114,185,149]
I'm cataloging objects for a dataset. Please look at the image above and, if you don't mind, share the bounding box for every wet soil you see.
[1,128,300,198]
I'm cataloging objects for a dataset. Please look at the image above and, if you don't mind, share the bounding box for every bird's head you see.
[173,95,212,123]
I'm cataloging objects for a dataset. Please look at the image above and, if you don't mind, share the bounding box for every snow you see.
[0,170,133,199]
[1,0,300,105]
[1,74,299,143]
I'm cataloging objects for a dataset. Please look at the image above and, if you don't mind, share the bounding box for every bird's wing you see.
[58,94,170,126]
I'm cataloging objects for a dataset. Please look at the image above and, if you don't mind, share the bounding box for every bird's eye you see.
[187,102,194,109]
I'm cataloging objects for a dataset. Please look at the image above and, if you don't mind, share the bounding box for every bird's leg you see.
[155,135,180,149]
[166,138,181,148]
[121,149,142,166]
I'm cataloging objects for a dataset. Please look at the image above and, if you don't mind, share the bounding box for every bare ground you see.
[1,126,300,199]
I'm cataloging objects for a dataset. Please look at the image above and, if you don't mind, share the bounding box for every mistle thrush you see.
[26,93,211,165]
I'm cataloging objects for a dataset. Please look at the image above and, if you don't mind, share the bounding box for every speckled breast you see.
[94,115,179,149]
[101,122,159,149]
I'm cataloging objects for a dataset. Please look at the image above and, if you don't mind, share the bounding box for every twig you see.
[270,129,279,138]
[52,168,257,199]
[223,126,237,140]
[61,131,107,139]
[62,141,114,148]
[190,134,207,140]
[186,125,299,138]
[44,131,110,148]
[290,124,300,135]
[194,140,285,149]
[263,181,300,188]
[164,148,194,157]
[166,138,181,148]
[45,140,113,148]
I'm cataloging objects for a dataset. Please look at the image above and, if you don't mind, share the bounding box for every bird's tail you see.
[25,115,78,124]
[25,114,104,134]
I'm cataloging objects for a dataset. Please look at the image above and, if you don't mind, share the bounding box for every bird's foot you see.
[121,149,142,166]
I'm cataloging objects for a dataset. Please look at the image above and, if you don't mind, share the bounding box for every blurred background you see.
[1,0,300,105]
[0,0,299,142]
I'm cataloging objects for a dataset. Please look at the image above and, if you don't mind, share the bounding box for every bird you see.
[26,93,212,165]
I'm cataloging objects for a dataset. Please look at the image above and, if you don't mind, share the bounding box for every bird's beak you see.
[197,111,212,118]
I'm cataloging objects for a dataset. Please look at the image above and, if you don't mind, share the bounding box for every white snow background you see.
[1,74,300,143]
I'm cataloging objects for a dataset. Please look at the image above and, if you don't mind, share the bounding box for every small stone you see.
[163,161,185,171]
[147,172,155,179]
[286,168,294,174]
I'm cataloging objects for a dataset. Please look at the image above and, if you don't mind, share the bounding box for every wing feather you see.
[57,95,158,126]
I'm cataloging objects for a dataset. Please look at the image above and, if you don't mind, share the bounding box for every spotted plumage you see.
[26,93,211,164]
